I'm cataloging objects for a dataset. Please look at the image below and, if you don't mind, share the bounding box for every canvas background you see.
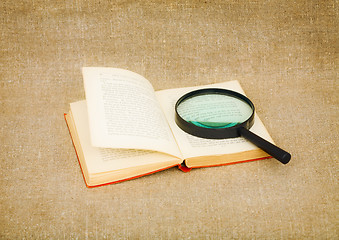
[1,0,337,239]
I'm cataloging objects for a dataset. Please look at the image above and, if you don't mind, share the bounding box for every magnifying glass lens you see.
[175,88,291,164]
[176,94,253,129]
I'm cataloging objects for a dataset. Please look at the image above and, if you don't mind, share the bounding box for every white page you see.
[70,100,181,174]
[82,67,181,158]
[155,81,274,159]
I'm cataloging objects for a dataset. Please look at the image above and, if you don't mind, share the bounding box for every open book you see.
[65,67,273,187]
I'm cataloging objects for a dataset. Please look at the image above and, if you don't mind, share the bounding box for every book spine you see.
[178,162,192,172]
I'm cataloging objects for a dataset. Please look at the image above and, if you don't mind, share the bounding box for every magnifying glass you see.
[175,88,291,164]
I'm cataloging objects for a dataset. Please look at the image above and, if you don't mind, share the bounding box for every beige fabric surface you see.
[1,0,337,239]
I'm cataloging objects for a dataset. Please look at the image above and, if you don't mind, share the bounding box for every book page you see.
[82,67,181,158]
[155,81,274,159]
[69,100,181,174]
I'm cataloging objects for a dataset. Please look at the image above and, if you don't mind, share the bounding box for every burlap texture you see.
[1,0,337,238]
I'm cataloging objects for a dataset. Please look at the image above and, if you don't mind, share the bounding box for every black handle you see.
[239,127,291,164]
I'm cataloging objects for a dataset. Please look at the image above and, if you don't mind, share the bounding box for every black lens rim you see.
[175,88,255,139]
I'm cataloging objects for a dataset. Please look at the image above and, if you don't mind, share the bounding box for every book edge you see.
[64,113,90,186]
[86,164,180,188]
[185,156,272,169]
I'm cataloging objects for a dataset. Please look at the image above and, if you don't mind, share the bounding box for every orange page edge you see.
[185,156,272,170]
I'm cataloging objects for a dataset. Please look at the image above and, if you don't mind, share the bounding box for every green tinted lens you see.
[176,93,253,129]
